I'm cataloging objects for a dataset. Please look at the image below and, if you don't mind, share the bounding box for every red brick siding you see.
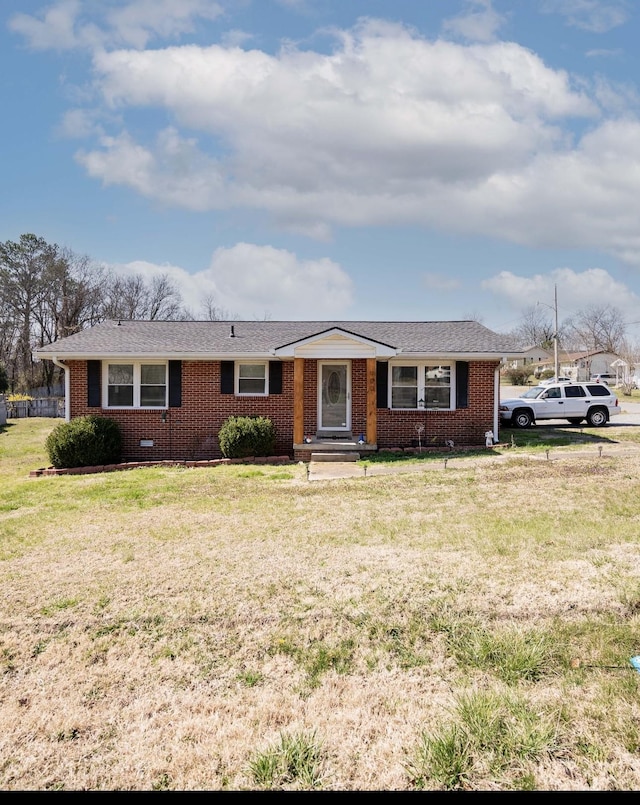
[351,359,368,440]
[67,358,499,461]
[376,361,499,448]
[69,359,295,462]
[303,359,317,437]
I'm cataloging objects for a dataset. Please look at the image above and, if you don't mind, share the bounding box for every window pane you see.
[239,378,266,394]
[392,366,417,385]
[424,365,451,385]
[140,386,166,406]
[108,363,133,406]
[391,365,417,408]
[238,364,265,393]
[108,385,133,406]
[392,387,418,408]
[423,365,451,408]
[423,388,450,408]
[239,364,265,379]
[108,364,133,384]
[141,364,166,384]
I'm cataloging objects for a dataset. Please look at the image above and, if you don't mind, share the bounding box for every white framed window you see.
[104,362,167,408]
[236,362,268,396]
[390,363,453,409]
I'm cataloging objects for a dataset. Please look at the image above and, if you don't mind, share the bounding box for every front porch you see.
[293,433,378,462]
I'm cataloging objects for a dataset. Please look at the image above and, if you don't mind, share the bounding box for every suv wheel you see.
[513,408,533,428]
[587,407,608,427]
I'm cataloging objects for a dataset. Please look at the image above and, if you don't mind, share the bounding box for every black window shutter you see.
[168,360,182,407]
[87,360,101,407]
[269,361,283,394]
[376,362,388,408]
[221,361,234,394]
[456,361,469,408]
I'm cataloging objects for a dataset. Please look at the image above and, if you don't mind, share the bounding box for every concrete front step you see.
[310,452,361,462]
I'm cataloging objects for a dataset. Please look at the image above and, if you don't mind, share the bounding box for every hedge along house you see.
[33,319,522,462]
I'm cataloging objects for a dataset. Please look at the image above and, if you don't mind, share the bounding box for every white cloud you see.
[104,0,224,49]
[109,244,354,319]
[201,243,354,319]
[442,0,508,43]
[56,108,103,138]
[540,0,629,34]
[14,11,640,268]
[481,267,640,324]
[73,22,616,240]
[9,0,81,51]
[76,128,227,210]
[9,0,224,51]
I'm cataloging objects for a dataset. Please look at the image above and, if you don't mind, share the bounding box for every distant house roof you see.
[520,345,552,356]
[563,349,619,362]
[34,319,524,361]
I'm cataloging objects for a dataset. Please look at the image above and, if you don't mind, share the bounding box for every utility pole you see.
[537,284,560,380]
[553,284,559,381]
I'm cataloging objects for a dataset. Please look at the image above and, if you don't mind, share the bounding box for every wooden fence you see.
[4,398,65,418]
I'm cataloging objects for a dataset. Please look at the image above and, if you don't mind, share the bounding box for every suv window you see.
[545,387,561,398]
[586,384,612,396]
[564,385,586,398]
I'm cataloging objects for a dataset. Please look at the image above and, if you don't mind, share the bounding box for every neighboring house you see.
[517,348,636,385]
[33,319,522,462]
[562,350,631,382]
[507,345,552,373]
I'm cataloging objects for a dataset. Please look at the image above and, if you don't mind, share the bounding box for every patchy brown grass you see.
[1,418,640,791]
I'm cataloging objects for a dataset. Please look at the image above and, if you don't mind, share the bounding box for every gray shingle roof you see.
[34,319,523,358]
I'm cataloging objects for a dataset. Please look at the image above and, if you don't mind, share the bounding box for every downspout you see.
[52,357,70,421]
[494,365,501,442]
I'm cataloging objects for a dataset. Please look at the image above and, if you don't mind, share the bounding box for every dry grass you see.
[1,418,640,791]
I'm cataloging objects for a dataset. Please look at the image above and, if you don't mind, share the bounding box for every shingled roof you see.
[34,319,523,359]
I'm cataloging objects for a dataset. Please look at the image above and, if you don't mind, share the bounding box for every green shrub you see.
[218,416,276,459]
[502,366,533,385]
[45,415,123,468]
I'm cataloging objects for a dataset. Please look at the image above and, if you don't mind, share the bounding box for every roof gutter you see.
[52,357,70,421]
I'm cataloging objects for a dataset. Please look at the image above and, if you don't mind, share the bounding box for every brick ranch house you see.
[33,319,522,462]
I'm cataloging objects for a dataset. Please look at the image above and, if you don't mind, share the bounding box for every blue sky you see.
[2,0,640,341]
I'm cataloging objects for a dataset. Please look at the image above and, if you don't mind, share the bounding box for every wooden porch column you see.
[366,358,377,445]
[293,357,305,444]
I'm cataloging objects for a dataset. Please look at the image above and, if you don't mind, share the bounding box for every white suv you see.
[499,382,621,428]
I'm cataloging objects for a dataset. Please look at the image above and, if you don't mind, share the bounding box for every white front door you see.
[318,362,351,432]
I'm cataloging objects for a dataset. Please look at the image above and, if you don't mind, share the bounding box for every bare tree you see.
[200,294,238,321]
[147,274,184,320]
[30,249,107,390]
[509,305,557,349]
[102,271,189,321]
[564,304,626,354]
[0,234,56,389]
[36,249,106,340]
[101,273,149,321]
